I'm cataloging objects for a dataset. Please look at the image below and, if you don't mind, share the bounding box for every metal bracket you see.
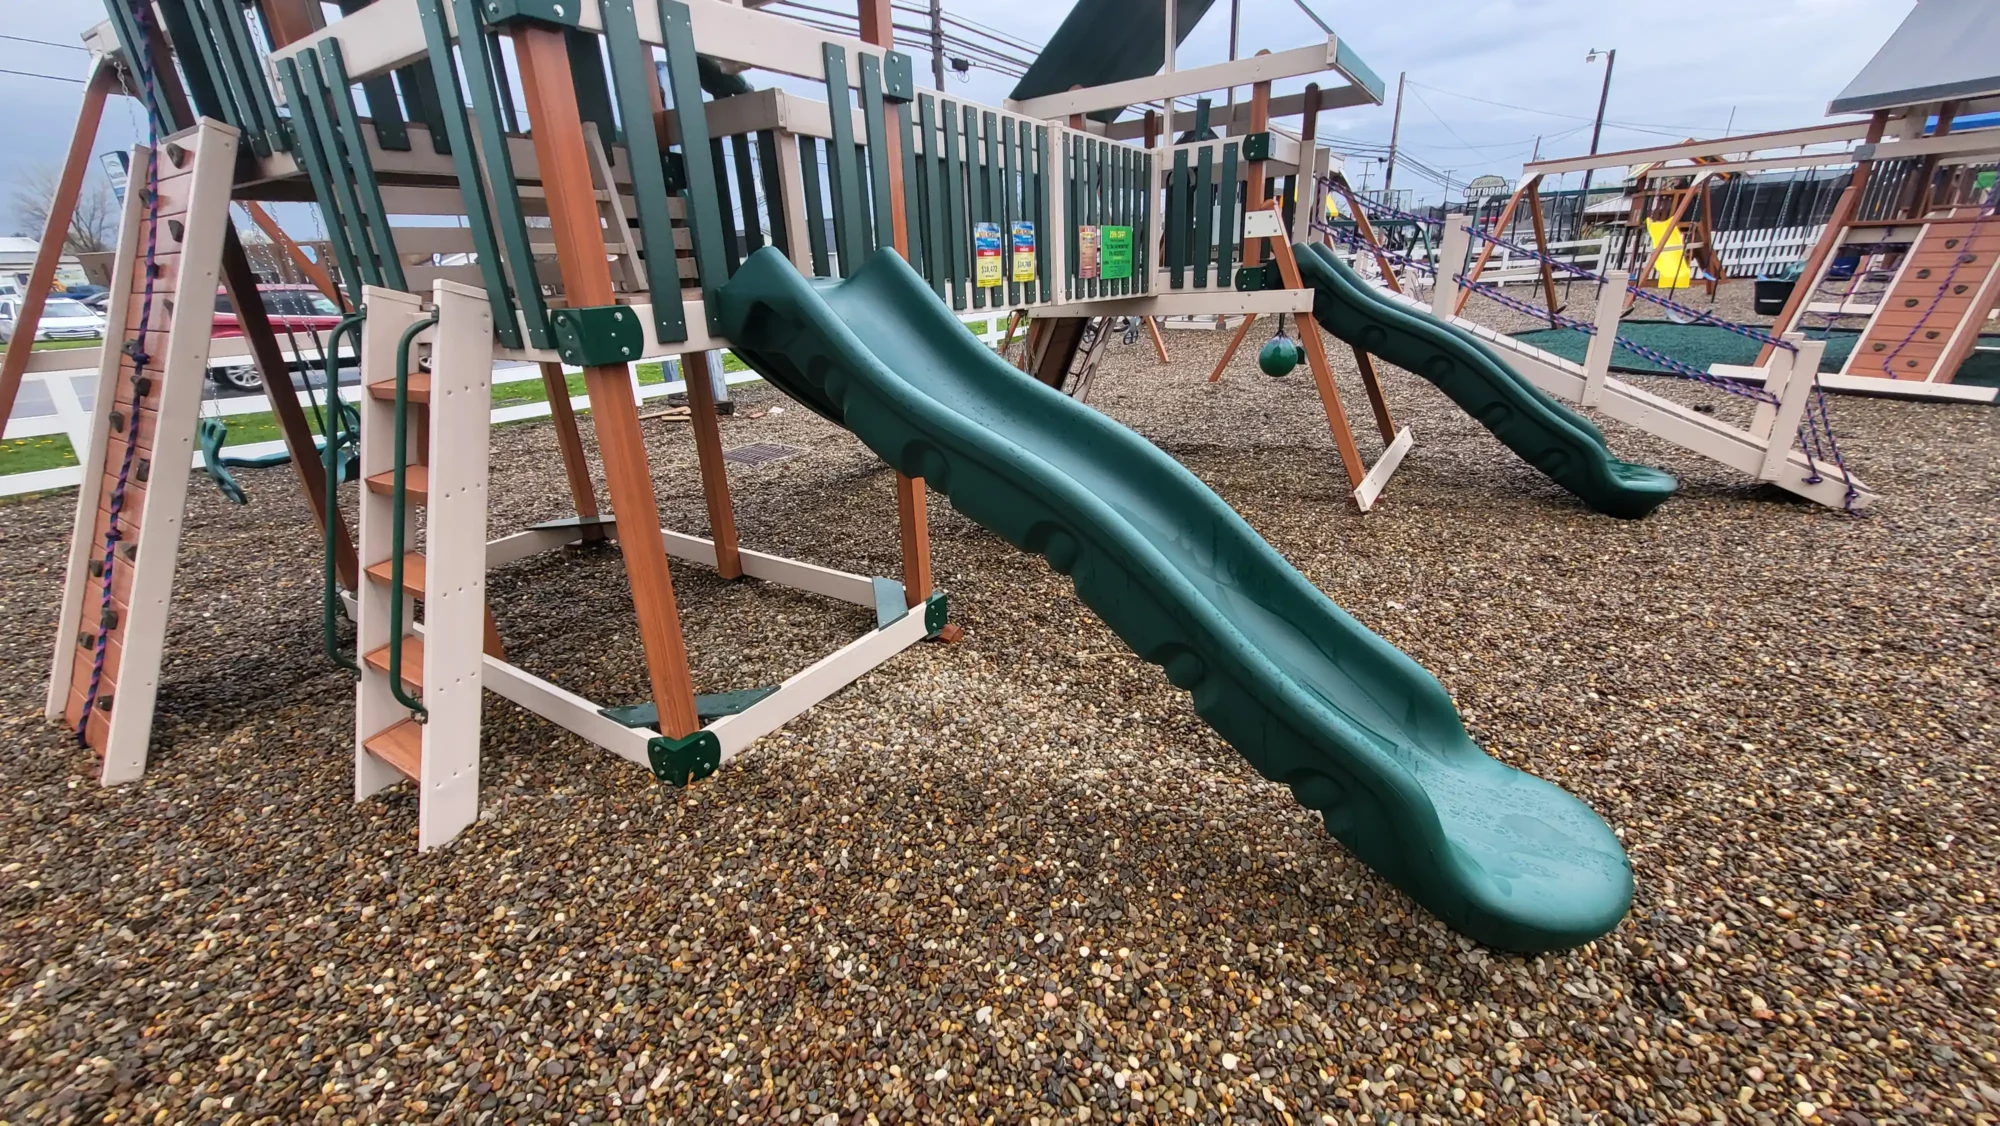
[1234,265,1282,292]
[1243,132,1273,163]
[883,51,914,103]
[647,730,722,787]
[477,0,584,28]
[550,304,644,367]
[923,591,949,638]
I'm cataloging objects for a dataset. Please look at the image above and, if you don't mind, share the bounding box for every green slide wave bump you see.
[1296,241,1678,519]
[716,247,1632,953]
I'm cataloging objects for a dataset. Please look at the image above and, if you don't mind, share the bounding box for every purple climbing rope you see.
[78,1,171,743]
[1316,220,1437,276]
[1874,185,1999,379]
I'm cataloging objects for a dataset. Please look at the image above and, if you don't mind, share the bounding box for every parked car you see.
[209,284,347,392]
[80,291,111,314]
[62,284,108,302]
[0,294,108,344]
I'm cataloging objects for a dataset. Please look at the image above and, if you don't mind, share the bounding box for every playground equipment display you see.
[24,0,1872,952]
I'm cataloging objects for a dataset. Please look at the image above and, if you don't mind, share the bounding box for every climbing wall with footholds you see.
[44,120,241,785]
[1845,204,2000,382]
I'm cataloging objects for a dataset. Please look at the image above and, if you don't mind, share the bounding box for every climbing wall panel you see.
[44,120,240,784]
[1843,206,2000,382]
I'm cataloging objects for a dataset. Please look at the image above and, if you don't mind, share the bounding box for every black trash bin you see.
[1753,277,1796,316]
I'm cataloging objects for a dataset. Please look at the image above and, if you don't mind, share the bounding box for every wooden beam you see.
[1330,171,1401,293]
[512,24,701,737]
[859,0,934,608]
[682,353,742,579]
[1524,180,1562,313]
[0,60,116,437]
[537,360,602,540]
[1209,314,1257,382]
[1145,317,1170,364]
[1266,230,1365,488]
[215,225,361,591]
[1008,39,1342,120]
[1524,121,1873,175]
[255,0,324,46]
[1245,66,1272,266]
[1756,114,1890,366]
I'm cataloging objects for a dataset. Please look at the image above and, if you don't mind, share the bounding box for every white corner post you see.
[416,280,495,849]
[1581,269,1627,407]
[1433,214,1469,317]
[1758,334,1825,481]
[1750,336,1797,440]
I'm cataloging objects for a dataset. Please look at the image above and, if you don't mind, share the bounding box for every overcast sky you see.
[0,0,1913,236]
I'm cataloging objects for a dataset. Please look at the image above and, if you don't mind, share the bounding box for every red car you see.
[210,284,347,392]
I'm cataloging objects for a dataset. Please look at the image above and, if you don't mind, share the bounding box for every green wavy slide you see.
[716,246,1632,953]
[1297,241,1678,519]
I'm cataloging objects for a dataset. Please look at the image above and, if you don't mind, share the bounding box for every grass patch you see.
[0,433,81,473]
[31,338,101,352]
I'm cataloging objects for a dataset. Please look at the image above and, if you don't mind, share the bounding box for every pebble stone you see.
[0,278,1994,1124]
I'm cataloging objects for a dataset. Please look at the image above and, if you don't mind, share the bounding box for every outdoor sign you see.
[1010,220,1036,283]
[1100,226,1132,280]
[974,222,1003,288]
[1077,225,1100,279]
[100,151,130,204]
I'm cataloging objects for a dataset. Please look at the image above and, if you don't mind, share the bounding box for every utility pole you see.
[1580,48,1616,208]
[929,0,945,90]
[1383,71,1405,193]
[1224,0,1241,123]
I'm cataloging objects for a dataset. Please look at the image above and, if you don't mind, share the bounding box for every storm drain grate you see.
[722,441,810,467]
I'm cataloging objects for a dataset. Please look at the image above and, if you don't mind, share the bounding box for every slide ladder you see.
[352,283,495,849]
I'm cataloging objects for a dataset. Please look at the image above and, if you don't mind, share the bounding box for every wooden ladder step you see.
[362,718,423,782]
[364,552,426,595]
[364,465,429,503]
[367,373,430,404]
[362,634,424,690]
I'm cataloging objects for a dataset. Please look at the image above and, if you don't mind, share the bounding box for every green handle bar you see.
[387,311,440,719]
[322,311,367,677]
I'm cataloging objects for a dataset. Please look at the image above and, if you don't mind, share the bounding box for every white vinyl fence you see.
[0,312,1013,498]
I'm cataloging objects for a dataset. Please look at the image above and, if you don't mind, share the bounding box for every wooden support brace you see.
[1524,179,1562,313]
[1209,313,1258,382]
[1264,223,1366,488]
[682,352,742,579]
[537,360,602,539]
[0,60,117,436]
[242,201,343,307]
[1452,176,1535,316]
[1146,317,1170,364]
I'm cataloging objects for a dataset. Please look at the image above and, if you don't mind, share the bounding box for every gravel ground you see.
[1,301,1997,1124]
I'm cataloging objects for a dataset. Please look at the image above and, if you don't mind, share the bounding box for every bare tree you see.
[10,167,118,255]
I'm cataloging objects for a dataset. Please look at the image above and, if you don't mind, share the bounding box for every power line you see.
[0,66,84,84]
[1406,79,1720,138]
[0,33,87,52]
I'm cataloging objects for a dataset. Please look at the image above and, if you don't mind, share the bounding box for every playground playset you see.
[1446,0,2000,408]
[3,0,1925,955]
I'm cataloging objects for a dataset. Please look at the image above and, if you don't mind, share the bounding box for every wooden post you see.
[1331,171,1401,293]
[255,0,324,46]
[513,25,701,736]
[1265,226,1366,488]
[1244,68,1272,265]
[1451,175,1534,316]
[1145,317,1170,363]
[859,0,934,608]
[682,353,742,579]
[1208,313,1258,382]
[1523,177,1562,313]
[536,360,602,538]
[1755,111,1890,366]
[218,225,361,592]
[0,60,117,436]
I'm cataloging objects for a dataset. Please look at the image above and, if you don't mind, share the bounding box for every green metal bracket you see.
[883,51,914,103]
[1243,132,1273,163]
[924,591,949,638]
[648,730,721,787]
[551,305,645,367]
[1234,264,1281,292]
[662,150,688,194]
[476,0,584,26]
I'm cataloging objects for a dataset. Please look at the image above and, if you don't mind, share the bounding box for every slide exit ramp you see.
[716,246,1633,953]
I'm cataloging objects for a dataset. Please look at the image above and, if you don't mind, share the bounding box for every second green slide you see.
[716,246,1634,953]
[1297,241,1678,519]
